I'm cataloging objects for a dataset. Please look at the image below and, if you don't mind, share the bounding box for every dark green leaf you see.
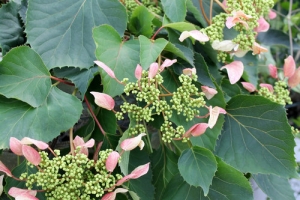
[161,0,187,22]
[252,174,295,200]
[139,35,168,69]
[178,146,217,195]
[0,46,51,107]
[128,6,154,38]
[93,25,140,97]
[235,52,258,86]
[221,79,242,101]
[216,95,297,178]
[163,22,197,33]
[18,0,27,24]
[186,0,207,26]
[0,87,82,149]
[26,0,127,69]
[0,1,25,55]
[164,42,194,66]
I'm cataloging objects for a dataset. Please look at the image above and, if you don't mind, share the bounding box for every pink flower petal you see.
[0,161,12,177]
[179,30,209,42]
[73,136,84,147]
[148,63,159,79]
[208,106,225,128]
[22,145,41,166]
[252,42,268,55]
[94,61,116,79]
[20,137,49,150]
[241,82,256,92]
[129,162,150,179]
[90,92,115,110]
[82,139,95,148]
[120,133,146,151]
[254,17,270,32]
[284,55,296,78]
[106,151,120,172]
[268,10,277,19]
[10,137,23,156]
[101,188,128,200]
[160,59,177,71]
[259,83,274,92]
[288,67,300,88]
[183,123,209,137]
[220,61,244,84]
[225,16,236,29]
[15,194,39,200]
[268,64,278,78]
[116,174,135,186]
[201,86,218,100]
[212,40,238,51]
[135,64,143,80]
[8,187,37,198]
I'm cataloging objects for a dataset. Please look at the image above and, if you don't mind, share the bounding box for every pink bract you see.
[120,133,146,151]
[260,83,274,93]
[101,188,128,200]
[9,137,23,156]
[208,106,226,128]
[183,123,209,137]
[116,163,150,186]
[90,92,115,111]
[21,137,49,150]
[201,86,218,100]
[179,30,209,42]
[252,42,268,55]
[241,82,256,92]
[8,187,38,199]
[284,55,296,78]
[94,60,116,79]
[0,161,12,177]
[268,10,277,19]
[160,59,177,71]
[254,17,270,32]
[106,151,120,172]
[22,145,41,166]
[135,64,143,80]
[73,136,95,156]
[288,67,300,88]
[148,63,159,79]
[226,10,252,29]
[220,61,244,84]
[268,64,278,78]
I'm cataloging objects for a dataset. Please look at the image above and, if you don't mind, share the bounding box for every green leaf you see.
[161,0,187,22]
[164,42,194,67]
[221,79,242,101]
[194,53,215,88]
[18,0,27,24]
[53,66,99,98]
[0,87,82,149]
[235,52,258,86]
[0,46,51,107]
[163,22,197,33]
[139,35,168,69]
[252,174,295,200]
[151,145,179,199]
[0,1,25,55]
[178,146,217,195]
[186,0,207,26]
[128,148,154,200]
[216,95,297,178]
[128,6,154,38]
[26,0,127,69]
[93,25,140,97]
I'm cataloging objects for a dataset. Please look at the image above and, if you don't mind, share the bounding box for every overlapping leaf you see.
[26,0,127,69]
[129,6,154,38]
[216,95,297,178]
[161,0,187,22]
[0,46,51,107]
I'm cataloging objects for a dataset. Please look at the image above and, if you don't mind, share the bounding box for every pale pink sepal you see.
[20,137,49,150]
[179,30,209,42]
[201,86,218,100]
[10,137,23,156]
[220,61,244,84]
[269,10,277,19]
[94,61,116,79]
[182,68,196,76]
[212,40,238,52]
[101,188,128,200]
[226,11,252,29]
[284,55,296,78]
[0,161,12,177]
[8,187,37,199]
[135,64,143,80]
[160,59,177,71]
[183,123,209,137]
[241,82,256,92]
[106,151,120,172]
[252,42,268,55]
[288,67,300,88]
[116,163,150,186]
[148,63,159,79]
[90,92,115,111]
[120,133,146,151]
[268,64,278,78]
[259,83,274,92]
[22,145,41,166]
[254,17,270,32]
[0,175,4,196]
[208,106,225,128]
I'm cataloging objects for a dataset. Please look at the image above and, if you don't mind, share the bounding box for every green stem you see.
[143,120,153,153]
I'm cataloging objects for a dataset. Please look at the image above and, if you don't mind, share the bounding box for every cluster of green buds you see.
[0,135,150,200]
[122,0,162,15]
[94,60,226,143]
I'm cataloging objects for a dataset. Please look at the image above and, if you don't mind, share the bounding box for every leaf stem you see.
[214,0,228,13]
[151,26,165,40]
[210,0,213,24]
[69,127,75,156]
[199,0,210,25]
[50,76,74,86]
[288,0,294,56]
[143,120,153,153]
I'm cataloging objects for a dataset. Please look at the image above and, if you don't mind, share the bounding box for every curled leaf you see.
[211,40,238,52]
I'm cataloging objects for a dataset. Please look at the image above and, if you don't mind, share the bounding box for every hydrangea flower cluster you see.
[0,135,150,200]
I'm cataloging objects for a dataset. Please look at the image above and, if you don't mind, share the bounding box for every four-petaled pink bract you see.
[106,151,120,172]
[120,133,146,151]
[220,61,244,84]
[90,92,115,111]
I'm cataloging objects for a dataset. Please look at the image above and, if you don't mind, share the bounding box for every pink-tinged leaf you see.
[284,55,296,78]
[252,42,268,55]
[101,188,128,200]
[179,31,191,42]
[148,63,159,79]
[73,136,85,147]
[15,194,39,200]
[212,40,238,51]
[116,174,135,186]
[90,92,115,110]
[226,11,252,29]
[160,59,177,71]
[201,86,218,100]
[225,16,236,29]
[233,48,248,57]
[8,187,37,198]
[135,64,143,80]
[0,175,3,196]
[129,162,150,179]
[182,68,196,76]
[179,30,209,42]
[21,137,49,150]
[259,83,274,92]
[9,137,23,156]
[106,151,120,172]
[219,107,227,114]
[82,139,95,148]
[22,145,41,166]
[241,82,256,92]
[94,60,116,79]
[268,64,278,78]
[208,106,224,128]
[220,61,244,84]
[268,10,277,19]
[183,123,209,137]
[120,133,146,151]
[254,17,270,32]
[73,136,94,156]
[288,67,300,88]
[0,161,12,177]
